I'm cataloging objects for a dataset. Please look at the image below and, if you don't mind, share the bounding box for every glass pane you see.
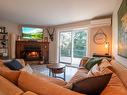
[60,32,72,63]
[73,30,87,58]
[72,29,87,65]
[59,29,88,65]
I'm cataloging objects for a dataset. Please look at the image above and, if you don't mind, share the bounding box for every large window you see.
[59,28,88,65]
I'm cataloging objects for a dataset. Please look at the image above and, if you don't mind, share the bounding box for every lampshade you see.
[105,42,109,55]
[105,42,109,48]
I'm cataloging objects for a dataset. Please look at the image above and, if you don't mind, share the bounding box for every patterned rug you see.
[30,64,78,81]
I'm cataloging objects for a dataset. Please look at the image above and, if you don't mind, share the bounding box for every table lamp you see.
[105,42,109,55]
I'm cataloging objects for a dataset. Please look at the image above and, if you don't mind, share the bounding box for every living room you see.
[0,0,127,95]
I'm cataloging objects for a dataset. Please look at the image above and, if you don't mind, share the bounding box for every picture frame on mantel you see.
[118,0,127,58]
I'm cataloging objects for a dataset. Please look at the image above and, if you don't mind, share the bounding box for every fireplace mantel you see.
[15,41,49,64]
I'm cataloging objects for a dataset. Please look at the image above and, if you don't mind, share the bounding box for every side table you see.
[47,63,66,80]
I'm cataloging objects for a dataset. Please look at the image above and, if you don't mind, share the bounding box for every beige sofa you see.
[0,58,127,95]
[0,72,84,95]
[72,57,127,95]
[0,59,83,95]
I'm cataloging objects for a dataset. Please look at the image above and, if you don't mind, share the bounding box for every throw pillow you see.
[0,67,21,84]
[87,64,100,77]
[4,59,23,70]
[79,57,89,68]
[16,59,26,67]
[85,58,103,70]
[87,59,112,77]
[99,59,112,70]
[64,69,88,89]
[72,73,112,95]
[21,64,33,74]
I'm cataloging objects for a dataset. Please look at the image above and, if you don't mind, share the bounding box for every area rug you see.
[30,64,77,81]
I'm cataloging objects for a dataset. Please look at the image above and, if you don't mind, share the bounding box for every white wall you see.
[0,20,19,34]
[90,26,112,56]
[0,19,19,58]
[112,0,127,67]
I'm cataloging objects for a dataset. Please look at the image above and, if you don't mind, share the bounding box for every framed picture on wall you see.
[118,0,127,58]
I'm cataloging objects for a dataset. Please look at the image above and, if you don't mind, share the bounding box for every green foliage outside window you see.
[60,30,87,58]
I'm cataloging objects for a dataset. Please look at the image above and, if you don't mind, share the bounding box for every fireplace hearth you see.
[16,41,49,64]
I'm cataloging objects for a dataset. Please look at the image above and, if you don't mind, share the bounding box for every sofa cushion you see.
[79,57,89,68]
[4,59,23,70]
[0,60,10,70]
[87,59,112,77]
[16,59,26,67]
[99,59,112,72]
[23,91,38,95]
[85,58,102,70]
[0,59,4,66]
[33,71,67,86]
[109,60,127,89]
[0,75,24,95]
[72,73,112,95]
[101,86,127,95]
[87,64,100,77]
[100,73,127,95]
[18,71,84,95]
[0,67,21,84]
[64,69,88,89]
[100,60,127,95]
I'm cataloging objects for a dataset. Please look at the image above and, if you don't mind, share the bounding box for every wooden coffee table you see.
[47,63,66,80]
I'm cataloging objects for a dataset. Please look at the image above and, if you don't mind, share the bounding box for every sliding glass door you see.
[59,32,72,63]
[59,29,88,65]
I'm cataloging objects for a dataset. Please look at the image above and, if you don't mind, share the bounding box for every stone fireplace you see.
[16,41,49,64]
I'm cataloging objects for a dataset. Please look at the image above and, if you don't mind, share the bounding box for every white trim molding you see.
[90,18,111,28]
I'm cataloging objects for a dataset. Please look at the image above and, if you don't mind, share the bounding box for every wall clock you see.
[93,29,107,45]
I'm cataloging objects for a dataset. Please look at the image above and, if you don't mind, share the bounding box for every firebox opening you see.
[21,46,43,61]
[28,51,39,58]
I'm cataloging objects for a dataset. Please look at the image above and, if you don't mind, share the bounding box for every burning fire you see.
[28,51,39,57]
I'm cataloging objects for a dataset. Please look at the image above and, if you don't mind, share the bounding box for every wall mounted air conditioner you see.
[90,18,111,28]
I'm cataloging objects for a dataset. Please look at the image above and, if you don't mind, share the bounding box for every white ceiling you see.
[0,0,119,26]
